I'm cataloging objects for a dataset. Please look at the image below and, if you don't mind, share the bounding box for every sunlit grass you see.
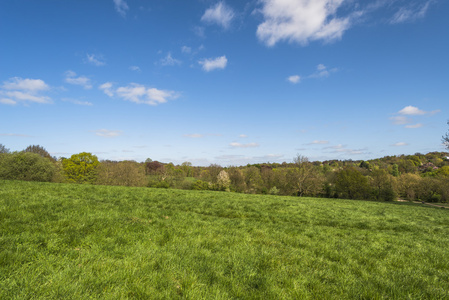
[1,180,448,299]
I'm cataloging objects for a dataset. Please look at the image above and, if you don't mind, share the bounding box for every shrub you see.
[0,152,55,182]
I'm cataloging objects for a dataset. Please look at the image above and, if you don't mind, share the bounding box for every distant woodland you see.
[1,142,449,203]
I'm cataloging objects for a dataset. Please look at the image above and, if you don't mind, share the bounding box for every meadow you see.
[1,180,448,299]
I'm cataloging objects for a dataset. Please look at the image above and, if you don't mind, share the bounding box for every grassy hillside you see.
[1,180,448,299]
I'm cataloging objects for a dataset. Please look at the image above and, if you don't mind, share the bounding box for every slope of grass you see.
[1,180,448,299]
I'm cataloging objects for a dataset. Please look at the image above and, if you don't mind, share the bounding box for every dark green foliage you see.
[0,152,55,182]
[335,167,370,200]
[191,179,210,190]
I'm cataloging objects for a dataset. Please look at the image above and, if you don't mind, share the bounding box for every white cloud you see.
[2,77,49,91]
[113,0,129,17]
[0,77,51,104]
[309,64,337,78]
[93,129,123,138]
[391,106,440,128]
[239,134,248,138]
[230,142,259,148]
[287,75,301,84]
[0,98,16,105]
[115,83,179,105]
[129,66,141,72]
[160,52,181,66]
[199,56,228,72]
[391,2,431,24]
[257,0,352,46]
[398,105,427,115]
[86,53,106,66]
[181,46,192,54]
[392,142,408,147]
[201,2,235,29]
[405,123,423,129]
[184,134,204,138]
[99,82,114,97]
[62,98,93,106]
[0,133,33,137]
[64,71,92,89]
[193,26,206,38]
[307,140,329,145]
[390,115,411,125]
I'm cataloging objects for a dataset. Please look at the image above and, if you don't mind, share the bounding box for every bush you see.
[0,152,55,182]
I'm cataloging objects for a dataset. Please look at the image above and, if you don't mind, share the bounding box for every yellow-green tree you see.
[62,152,99,183]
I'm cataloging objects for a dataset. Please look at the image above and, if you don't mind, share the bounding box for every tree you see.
[96,160,146,187]
[62,152,99,183]
[443,120,449,150]
[24,145,55,162]
[370,169,396,201]
[217,170,231,191]
[0,144,9,154]
[291,154,321,197]
[335,167,370,200]
[0,152,55,182]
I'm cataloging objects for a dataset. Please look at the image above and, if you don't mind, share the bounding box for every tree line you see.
[1,143,449,202]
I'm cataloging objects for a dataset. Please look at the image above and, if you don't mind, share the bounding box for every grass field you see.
[1,180,448,299]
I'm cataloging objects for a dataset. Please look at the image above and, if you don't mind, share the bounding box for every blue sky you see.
[1,0,448,166]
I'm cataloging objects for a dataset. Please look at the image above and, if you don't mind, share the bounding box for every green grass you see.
[1,180,449,299]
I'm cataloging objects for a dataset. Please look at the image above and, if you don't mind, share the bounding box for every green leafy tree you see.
[0,152,55,182]
[370,169,396,201]
[62,152,99,183]
[335,167,370,200]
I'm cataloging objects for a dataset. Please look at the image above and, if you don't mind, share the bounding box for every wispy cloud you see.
[199,56,228,72]
[86,53,106,66]
[201,1,235,29]
[306,140,329,145]
[390,1,431,24]
[113,0,129,17]
[308,64,337,78]
[62,98,93,106]
[100,83,179,106]
[160,52,181,66]
[129,66,141,72]
[184,134,203,138]
[64,71,92,89]
[324,144,368,155]
[288,64,337,84]
[184,133,222,138]
[99,82,114,97]
[92,129,123,138]
[0,77,51,105]
[405,123,423,129]
[392,142,408,147]
[239,134,248,138]
[0,133,33,137]
[230,142,259,148]
[181,46,192,54]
